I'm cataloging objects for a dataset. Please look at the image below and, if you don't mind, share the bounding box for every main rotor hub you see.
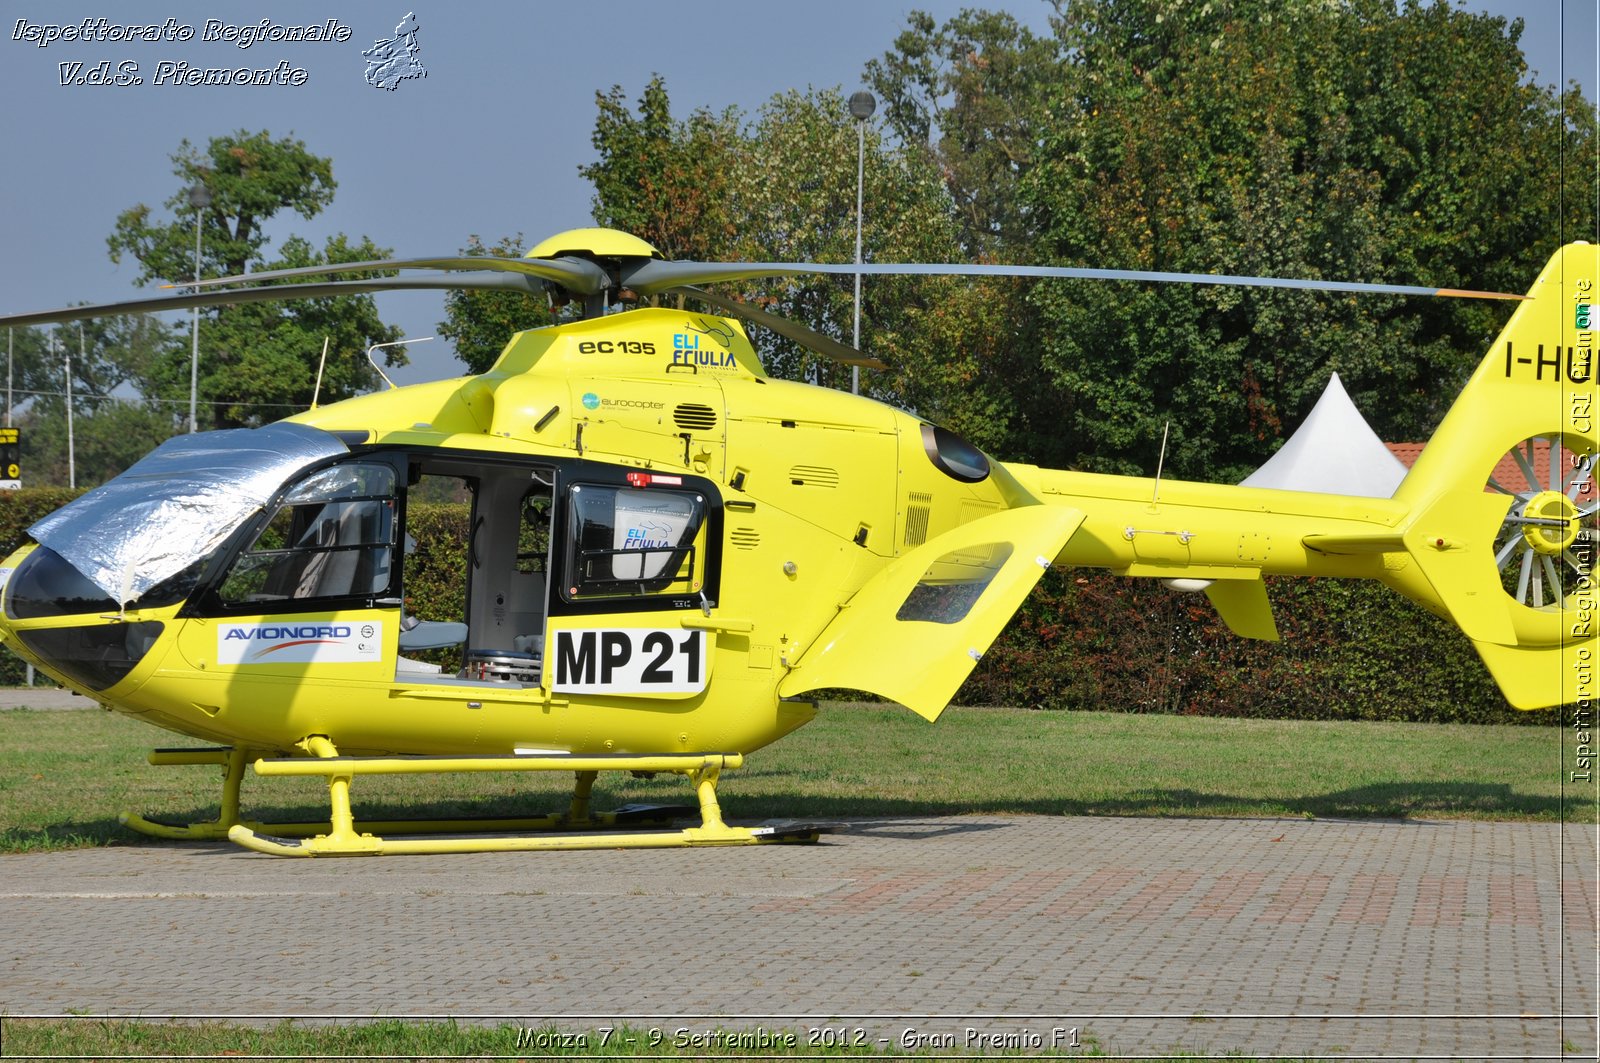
[1520,490,1579,555]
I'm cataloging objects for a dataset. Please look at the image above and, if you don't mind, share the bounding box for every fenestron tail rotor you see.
[1488,434,1596,611]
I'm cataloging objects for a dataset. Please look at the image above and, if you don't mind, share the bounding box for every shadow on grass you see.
[2,778,1563,854]
[1,816,129,851]
[0,792,580,852]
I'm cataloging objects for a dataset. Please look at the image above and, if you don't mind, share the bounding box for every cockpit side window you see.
[216,462,398,608]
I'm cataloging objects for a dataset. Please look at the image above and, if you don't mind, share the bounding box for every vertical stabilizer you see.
[1387,243,1597,709]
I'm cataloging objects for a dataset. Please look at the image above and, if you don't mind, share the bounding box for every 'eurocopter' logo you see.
[363,12,425,90]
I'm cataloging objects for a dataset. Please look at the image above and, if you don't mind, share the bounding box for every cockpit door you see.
[177,456,403,681]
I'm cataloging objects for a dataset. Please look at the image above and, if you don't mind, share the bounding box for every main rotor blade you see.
[0,273,544,328]
[628,259,1525,301]
[179,254,611,295]
[665,286,887,370]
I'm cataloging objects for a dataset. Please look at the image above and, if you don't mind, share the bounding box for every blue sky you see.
[0,0,1594,387]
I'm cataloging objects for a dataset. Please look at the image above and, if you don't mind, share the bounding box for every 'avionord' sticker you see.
[551,628,707,695]
[217,621,383,665]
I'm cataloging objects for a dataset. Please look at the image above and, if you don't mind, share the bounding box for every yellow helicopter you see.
[0,227,1592,857]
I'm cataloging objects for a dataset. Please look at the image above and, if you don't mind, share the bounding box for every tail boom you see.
[1015,243,1598,710]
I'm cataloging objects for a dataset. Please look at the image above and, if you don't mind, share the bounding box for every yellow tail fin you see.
[1390,242,1597,708]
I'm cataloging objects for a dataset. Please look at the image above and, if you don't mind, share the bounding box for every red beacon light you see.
[626,472,684,488]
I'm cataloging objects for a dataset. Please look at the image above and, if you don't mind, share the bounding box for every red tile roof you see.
[1386,440,1594,502]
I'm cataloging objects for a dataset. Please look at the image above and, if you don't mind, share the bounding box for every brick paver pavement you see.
[1,815,1595,1058]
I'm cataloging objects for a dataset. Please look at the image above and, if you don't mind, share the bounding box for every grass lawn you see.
[0,1016,1349,1059]
[0,701,1574,853]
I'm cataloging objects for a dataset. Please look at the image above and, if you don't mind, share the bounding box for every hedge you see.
[960,568,1527,725]
[0,490,1531,723]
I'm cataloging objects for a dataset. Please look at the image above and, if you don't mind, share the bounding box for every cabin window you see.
[217,462,398,606]
[562,484,706,602]
[920,423,990,483]
[895,542,1014,624]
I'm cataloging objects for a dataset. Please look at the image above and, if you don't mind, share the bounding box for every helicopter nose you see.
[1,546,165,693]
[8,618,165,694]
[5,545,115,618]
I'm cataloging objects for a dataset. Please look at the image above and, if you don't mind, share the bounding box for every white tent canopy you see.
[1239,373,1409,498]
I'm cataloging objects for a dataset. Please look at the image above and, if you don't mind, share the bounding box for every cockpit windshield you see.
[26,422,348,607]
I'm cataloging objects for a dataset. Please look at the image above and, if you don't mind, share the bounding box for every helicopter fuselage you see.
[0,307,1459,760]
[0,309,1006,757]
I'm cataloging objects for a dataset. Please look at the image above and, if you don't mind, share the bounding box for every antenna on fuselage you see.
[1152,421,1171,505]
[366,336,432,390]
[310,337,330,409]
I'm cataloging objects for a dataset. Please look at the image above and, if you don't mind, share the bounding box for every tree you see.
[866,8,1060,256]
[106,131,403,428]
[4,316,180,486]
[107,130,335,283]
[721,88,956,388]
[577,80,1043,447]
[19,399,175,488]
[438,83,746,377]
[582,77,745,262]
[134,234,405,426]
[723,87,1051,451]
[6,316,167,414]
[1017,0,1596,479]
[574,6,1593,480]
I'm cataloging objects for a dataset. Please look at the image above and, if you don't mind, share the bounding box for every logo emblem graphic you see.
[687,317,735,348]
[217,623,383,665]
[363,12,426,90]
[582,392,601,410]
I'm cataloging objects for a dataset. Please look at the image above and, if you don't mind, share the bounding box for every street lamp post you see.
[69,325,81,489]
[50,331,74,489]
[848,90,875,396]
[187,182,211,433]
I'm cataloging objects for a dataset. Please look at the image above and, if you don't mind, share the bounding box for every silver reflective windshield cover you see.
[28,423,349,605]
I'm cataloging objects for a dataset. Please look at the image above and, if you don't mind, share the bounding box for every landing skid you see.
[122,742,821,856]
